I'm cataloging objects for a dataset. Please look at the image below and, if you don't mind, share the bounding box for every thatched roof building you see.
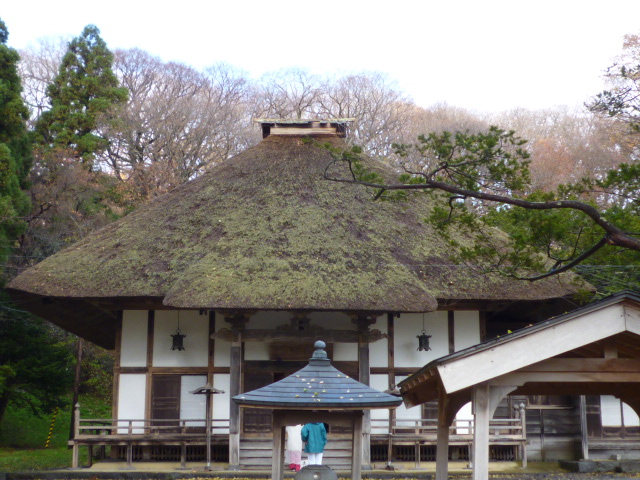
[8,120,581,349]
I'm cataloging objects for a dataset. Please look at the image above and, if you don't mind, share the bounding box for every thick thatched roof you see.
[8,131,582,348]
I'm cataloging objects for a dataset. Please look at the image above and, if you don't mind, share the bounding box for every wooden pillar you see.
[272,414,284,480]
[226,313,247,470]
[472,383,517,480]
[435,387,451,480]
[143,310,154,461]
[352,414,363,480]
[518,402,528,468]
[357,316,372,469]
[472,383,490,480]
[386,313,396,467]
[71,403,80,468]
[579,395,589,460]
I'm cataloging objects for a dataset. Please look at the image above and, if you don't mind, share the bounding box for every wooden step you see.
[240,438,354,469]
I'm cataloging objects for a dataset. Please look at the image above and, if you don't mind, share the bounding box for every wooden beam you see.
[521,358,640,372]
[270,127,337,136]
[448,311,455,354]
[213,327,386,343]
[494,371,640,386]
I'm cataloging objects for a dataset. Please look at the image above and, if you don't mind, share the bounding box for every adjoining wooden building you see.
[8,119,590,470]
[399,290,640,480]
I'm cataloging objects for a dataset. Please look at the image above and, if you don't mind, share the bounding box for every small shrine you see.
[233,340,402,480]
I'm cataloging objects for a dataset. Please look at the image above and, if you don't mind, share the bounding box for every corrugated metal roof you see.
[233,340,402,410]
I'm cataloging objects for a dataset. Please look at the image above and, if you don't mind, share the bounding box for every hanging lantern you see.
[417,331,432,351]
[171,329,186,351]
[417,312,431,351]
[171,312,186,351]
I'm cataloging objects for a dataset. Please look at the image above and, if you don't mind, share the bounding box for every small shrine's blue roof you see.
[232,341,402,410]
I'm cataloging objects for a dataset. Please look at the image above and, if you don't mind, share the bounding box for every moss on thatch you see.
[9,135,581,315]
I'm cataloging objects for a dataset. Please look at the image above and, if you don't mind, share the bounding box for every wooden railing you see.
[371,416,527,468]
[71,404,526,470]
[69,404,230,469]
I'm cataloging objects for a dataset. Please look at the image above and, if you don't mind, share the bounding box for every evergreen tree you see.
[35,24,127,166]
[0,297,74,426]
[0,19,31,277]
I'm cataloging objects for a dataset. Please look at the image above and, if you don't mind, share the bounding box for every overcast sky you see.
[4,0,640,113]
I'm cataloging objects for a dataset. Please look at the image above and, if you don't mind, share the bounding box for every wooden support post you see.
[472,383,516,480]
[435,388,451,480]
[518,402,527,468]
[272,415,284,480]
[71,442,79,469]
[472,383,490,480]
[227,314,246,471]
[71,403,80,468]
[579,395,588,460]
[205,392,212,470]
[386,313,396,469]
[358,322,372,469]
[387,428,393,467]
[352,414,363,480]
[126,442,133,469]
[180,443,186,469]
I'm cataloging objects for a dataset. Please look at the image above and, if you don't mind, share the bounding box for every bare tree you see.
[253,68,323,119]
[17,38,67,126]
[491,107,629,194]
[317,72,414,157]
[101,49,254,200]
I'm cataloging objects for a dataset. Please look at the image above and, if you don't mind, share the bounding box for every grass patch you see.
[0,395,110,471]
[0,446,72,471]
[0,404,71,449]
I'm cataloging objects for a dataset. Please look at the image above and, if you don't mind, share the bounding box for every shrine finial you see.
[312,340,327,359]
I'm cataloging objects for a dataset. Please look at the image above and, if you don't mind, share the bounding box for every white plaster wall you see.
[213,374,230,434]
[369,318,388,368]
[153,310,208,367]
[454,311,481,351]
[394,375,422,425]
[213,316,231,367]
[370,374,391,433]
[394,312,448,367]
[117,374,146,433]
[120,310,148,367]
[180,375,207,426]
[601,395,640,426]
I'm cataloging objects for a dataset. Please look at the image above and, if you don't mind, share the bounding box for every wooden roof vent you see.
[254,118,355,138]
